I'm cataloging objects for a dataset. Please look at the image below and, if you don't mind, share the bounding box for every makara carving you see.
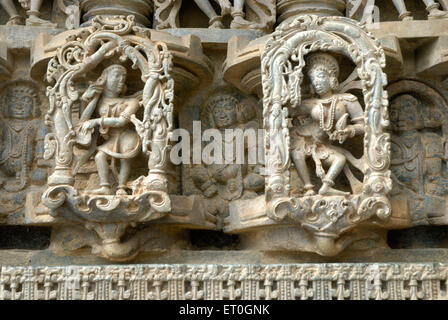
[41,15,174,260]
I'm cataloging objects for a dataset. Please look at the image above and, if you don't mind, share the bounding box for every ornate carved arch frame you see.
[260,15,392,255]
[41,15,175,261]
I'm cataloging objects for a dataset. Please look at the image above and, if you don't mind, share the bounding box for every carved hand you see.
[81,119,100,131]
[330,126,356,143]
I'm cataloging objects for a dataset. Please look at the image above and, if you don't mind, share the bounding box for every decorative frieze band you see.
[1,263,447,300]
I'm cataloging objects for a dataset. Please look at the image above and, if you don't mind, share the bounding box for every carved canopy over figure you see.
[290,53,365,196]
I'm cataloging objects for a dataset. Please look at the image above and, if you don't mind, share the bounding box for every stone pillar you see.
[277,0,346,23]
[79,0,153,27]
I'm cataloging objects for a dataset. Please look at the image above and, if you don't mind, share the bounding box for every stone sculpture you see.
[348,0,448,22]
[227,14,392,256]
[56,0,80,29]
[0,0,56,26]
[41,15,174,260]
[290,53,365,197]
[0,81,47,214]
[388,80,448,223]
[76,64,142,196]
[191,92,264,205]
[1,0,448,301]
[154,0,275,32]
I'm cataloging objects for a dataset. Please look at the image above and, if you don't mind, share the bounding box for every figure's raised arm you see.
[345,94,365,136]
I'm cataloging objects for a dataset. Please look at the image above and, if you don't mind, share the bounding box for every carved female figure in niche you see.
[290,53,365,196]
[0,83,47,192]
[192,93,264,201]
[76,64,141,196]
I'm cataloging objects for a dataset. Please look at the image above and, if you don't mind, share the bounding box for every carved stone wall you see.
[1,0,448,300]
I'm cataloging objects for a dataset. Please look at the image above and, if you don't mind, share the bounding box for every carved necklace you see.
[318,96,337,132]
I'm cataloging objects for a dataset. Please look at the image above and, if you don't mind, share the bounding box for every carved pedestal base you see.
[79,0,154,27]
[226,195,391,256]
[277,0,346,24]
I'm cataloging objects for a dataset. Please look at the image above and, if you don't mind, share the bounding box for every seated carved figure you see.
[390,94,448,197]
[76,64,141,196]
[192,94,264,201]
[290,53,365,196]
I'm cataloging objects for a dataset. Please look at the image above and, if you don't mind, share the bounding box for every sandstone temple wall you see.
[1,0,448,300]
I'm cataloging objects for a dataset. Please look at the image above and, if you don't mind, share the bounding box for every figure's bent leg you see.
[193,0,224,28]
[392,0,413,20]
[231,0,254,29]
[0,0,22,25]
[26,0,57,27]
[87,151,113,195]
[291,150,315,196]
[117,159,131,196]
[423,0,448,19]
[438,0,448,10]
[319,153,350,196]
[217,0,232,15]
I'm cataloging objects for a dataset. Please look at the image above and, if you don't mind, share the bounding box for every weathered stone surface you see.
[0,0,448,300]
[2,263,448,300]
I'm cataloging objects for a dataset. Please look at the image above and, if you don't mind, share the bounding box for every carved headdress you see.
[1,81,41,118]
[201,93,240,129]
[81,64,128,102]
[305,53,340,91]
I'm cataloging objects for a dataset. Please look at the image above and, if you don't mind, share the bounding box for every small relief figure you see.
[391,0,448,20]
[154,0,274,32]
[0,82,47,214]
[192,0,252,29]
[75,64,141,196]
[348,0,448,22]
[290,53,365,196]
[0,0,56,26]
[191,93,264,202]
[390,94,448,198]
